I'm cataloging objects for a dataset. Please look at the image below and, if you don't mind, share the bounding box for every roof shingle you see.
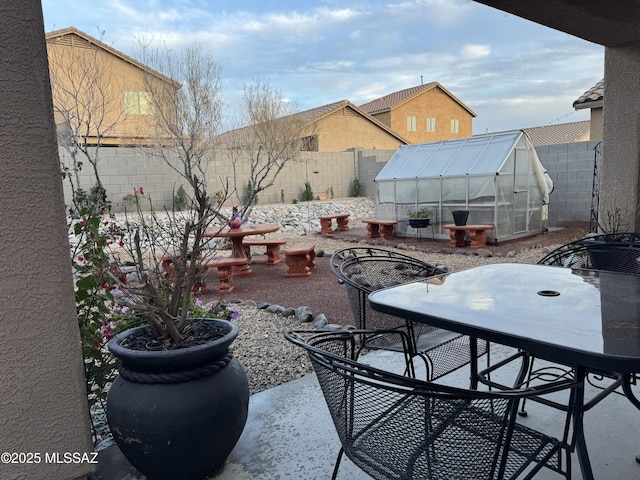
[573,79,604,109]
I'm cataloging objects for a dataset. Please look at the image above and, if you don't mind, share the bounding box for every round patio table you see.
[205,223,280,277]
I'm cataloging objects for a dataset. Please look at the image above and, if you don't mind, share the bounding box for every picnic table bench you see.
[443,224,494,248]
[360,218,397,240]
[284,242,316,277]
[242,238,287,265]
[159,253,248,295]
[202,257,248,295]
[318,214,350,235]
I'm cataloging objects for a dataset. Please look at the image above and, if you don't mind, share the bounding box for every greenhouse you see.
[374,131,551,244]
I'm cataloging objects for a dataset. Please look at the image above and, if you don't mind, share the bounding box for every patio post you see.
[0,1,93,479]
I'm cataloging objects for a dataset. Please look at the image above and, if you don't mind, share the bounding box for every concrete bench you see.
[443,224,494,248]
[159,251,209,294]
[318,214,350,235]
[284,242,316,277]
[202,257,249,295]
[242,238,287,265]
[361,218,398,240]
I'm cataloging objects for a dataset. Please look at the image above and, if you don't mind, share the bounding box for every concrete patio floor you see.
[94,343,640,479]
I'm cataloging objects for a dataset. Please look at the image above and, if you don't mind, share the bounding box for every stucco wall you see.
[602,42,640,232]
[0,2,93,479]
[315,108,405,151]
[47,30,171,145]
[389,87,474,143]
[590,107,603,141]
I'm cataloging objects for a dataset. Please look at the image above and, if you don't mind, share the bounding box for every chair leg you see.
[519,355,536,416]
[331,447,345,480]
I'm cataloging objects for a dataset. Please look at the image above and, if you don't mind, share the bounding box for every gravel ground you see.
[218,226,584,395]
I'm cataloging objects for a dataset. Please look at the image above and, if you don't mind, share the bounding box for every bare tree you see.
[47,30,126,200]
[118,43,230,343]
[222,80,316,222]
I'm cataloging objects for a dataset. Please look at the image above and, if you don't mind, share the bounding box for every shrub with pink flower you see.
[122,186,145,206]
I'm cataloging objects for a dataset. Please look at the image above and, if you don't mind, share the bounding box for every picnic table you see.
[204,223,279,277]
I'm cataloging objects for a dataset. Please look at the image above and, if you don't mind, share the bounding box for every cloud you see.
[42,0,604,135]
[461,44,490,60]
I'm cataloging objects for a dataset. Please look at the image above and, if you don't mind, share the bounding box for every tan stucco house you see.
[573,79,603,141]
[46,27,179,146]
[302,100,408,151]
[359,82,476,144]
[220,99,409,153]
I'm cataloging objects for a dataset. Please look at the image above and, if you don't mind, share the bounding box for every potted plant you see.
[100,168,253,480]
[98,47,249,480]
[408,207,432,228]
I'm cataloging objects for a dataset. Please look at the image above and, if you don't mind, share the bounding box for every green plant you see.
[173,185,189,211]
[281,189,285,204]
[68,186,120,434]
[409,207,432,219]
[302,181,314,201]
[329,186,334,199]
[247,180,258,205]
[351,177,361,197]
[291,198,298,204]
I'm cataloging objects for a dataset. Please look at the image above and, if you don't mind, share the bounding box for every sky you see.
[41,0,604,135]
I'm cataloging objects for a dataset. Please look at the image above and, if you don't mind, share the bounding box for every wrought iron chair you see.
[285,329,575,480]
[537,232,640,273]
[516,233,640,416]
[330,247,487,381]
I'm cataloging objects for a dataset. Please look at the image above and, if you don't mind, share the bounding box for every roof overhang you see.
[574,100,603,111]
[473,1,640,47]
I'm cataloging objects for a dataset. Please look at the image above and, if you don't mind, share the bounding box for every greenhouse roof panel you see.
[375,131,523,180]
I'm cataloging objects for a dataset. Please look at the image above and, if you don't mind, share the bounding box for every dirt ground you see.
[198,225,586,327]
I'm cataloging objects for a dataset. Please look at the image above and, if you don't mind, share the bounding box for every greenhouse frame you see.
[374,131,551,244]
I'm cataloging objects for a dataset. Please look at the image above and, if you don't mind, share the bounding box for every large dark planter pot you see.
[106,319,249,480]
[408,218,430,228]
[452,210,469,226]
[584,242,640,274]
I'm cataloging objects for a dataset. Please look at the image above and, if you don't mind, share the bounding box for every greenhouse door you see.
[513,149,529,233]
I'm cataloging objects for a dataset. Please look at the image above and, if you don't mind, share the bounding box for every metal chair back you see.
[538,232,640,274]
[285,329,573,480]
[330,247,486,380]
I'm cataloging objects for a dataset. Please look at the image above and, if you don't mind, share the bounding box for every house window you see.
[301,135,319,152]
[124,90,152,115]
[450,118,460,134]
[426,117,436,132]
[407,115,417,132]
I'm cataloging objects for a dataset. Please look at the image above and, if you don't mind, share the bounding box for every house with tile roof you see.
[46,27,179,146]
[488,121,591,146]
[573,79,603,140]
[522,121,591,146]
[219,99,409,152]
[359,82,476,144]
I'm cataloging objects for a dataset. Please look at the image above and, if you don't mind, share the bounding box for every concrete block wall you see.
[535,140,600,227]
[60,147,358,212]
[60,147,186,212]
[60,142,599,229]
[355,148,395,198]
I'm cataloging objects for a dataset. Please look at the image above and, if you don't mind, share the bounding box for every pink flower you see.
[194,298,204,307]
